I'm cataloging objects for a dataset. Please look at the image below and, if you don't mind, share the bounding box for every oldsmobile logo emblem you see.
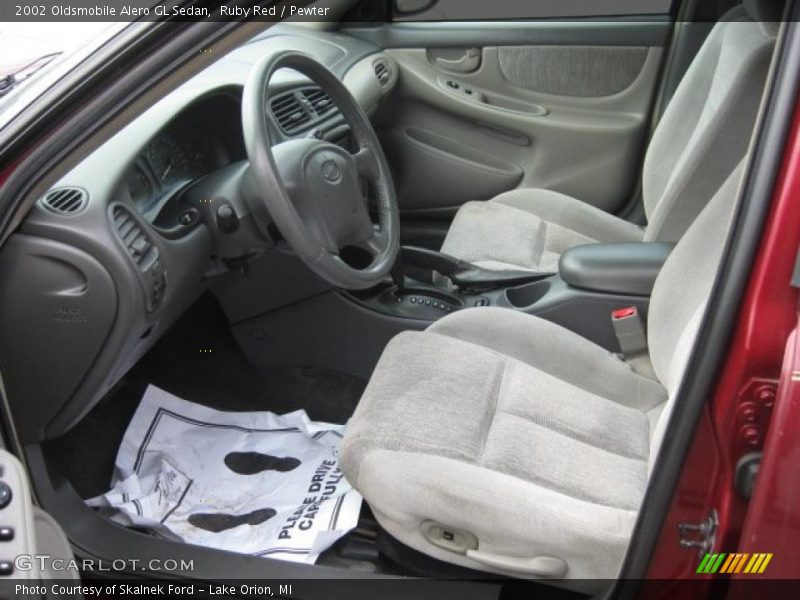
[321,159,341,183]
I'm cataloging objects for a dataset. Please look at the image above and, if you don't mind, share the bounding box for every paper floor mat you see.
[89,385,362,564]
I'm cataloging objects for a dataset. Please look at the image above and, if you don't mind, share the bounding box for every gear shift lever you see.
[390,255,406,296]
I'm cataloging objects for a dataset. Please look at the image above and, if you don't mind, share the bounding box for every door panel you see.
[0,449,78,582]
[384,123,524,211]
[354,20,671,219]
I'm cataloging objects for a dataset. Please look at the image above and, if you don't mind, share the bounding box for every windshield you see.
[0,22,124,119]
[0,22,115,76]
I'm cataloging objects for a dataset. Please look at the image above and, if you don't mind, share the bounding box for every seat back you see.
[646,161,746,467]
[641,2,776,243]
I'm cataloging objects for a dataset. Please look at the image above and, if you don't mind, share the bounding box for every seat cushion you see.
[341,308,666,579]
[440,188,644,272]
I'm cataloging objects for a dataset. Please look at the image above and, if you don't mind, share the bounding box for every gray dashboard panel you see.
[0,235,117,443]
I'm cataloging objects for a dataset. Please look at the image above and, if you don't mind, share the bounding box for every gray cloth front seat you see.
[340,162,746,581]
[439,1,776,273]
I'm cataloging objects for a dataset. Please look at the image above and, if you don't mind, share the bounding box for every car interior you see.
[0,0,789,594]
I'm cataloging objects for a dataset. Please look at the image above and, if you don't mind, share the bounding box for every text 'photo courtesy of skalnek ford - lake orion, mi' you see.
[0,0,797,599]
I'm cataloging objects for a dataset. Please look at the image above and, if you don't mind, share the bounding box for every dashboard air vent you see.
[270,92,312,134]
[111,205,167,312]
[42,187,87,215]
[302,88,334,117]
[374,60,392,87]
[111,205,158,270]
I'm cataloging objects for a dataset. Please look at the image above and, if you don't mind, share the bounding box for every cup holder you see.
[505,280,551,308]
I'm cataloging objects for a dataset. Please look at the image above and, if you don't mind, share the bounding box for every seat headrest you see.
[743,0,785,37]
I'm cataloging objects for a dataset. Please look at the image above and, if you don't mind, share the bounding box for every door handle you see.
[435,48,481,74]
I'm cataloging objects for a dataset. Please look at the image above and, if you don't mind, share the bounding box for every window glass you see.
[393,0,674,22]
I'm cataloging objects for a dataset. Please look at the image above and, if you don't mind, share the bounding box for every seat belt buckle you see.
[611,306,648,357]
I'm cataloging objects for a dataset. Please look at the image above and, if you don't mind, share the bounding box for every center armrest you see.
[558,242,675,296]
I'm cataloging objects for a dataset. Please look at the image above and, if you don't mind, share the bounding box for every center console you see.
[349,242,674,353]
[224,240,675,382]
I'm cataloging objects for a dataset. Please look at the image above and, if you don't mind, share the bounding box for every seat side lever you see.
[466,549,567,578]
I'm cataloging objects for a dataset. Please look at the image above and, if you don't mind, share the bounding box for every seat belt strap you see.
[612,306,648,357]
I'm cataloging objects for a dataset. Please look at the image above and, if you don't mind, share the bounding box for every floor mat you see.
[45,294,366,500]
[89,385,362,564]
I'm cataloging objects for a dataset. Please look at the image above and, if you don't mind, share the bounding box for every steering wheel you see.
[241,51,400,290]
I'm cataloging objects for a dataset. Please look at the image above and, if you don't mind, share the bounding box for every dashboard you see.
[0,23,398,444]
[125,83,354,231]
[126,92,246,221]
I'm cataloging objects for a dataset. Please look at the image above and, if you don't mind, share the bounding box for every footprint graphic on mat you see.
[224,451,301,475]
[188,508,277,533]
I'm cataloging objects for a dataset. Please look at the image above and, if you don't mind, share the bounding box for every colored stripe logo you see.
[697,553,773,574]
